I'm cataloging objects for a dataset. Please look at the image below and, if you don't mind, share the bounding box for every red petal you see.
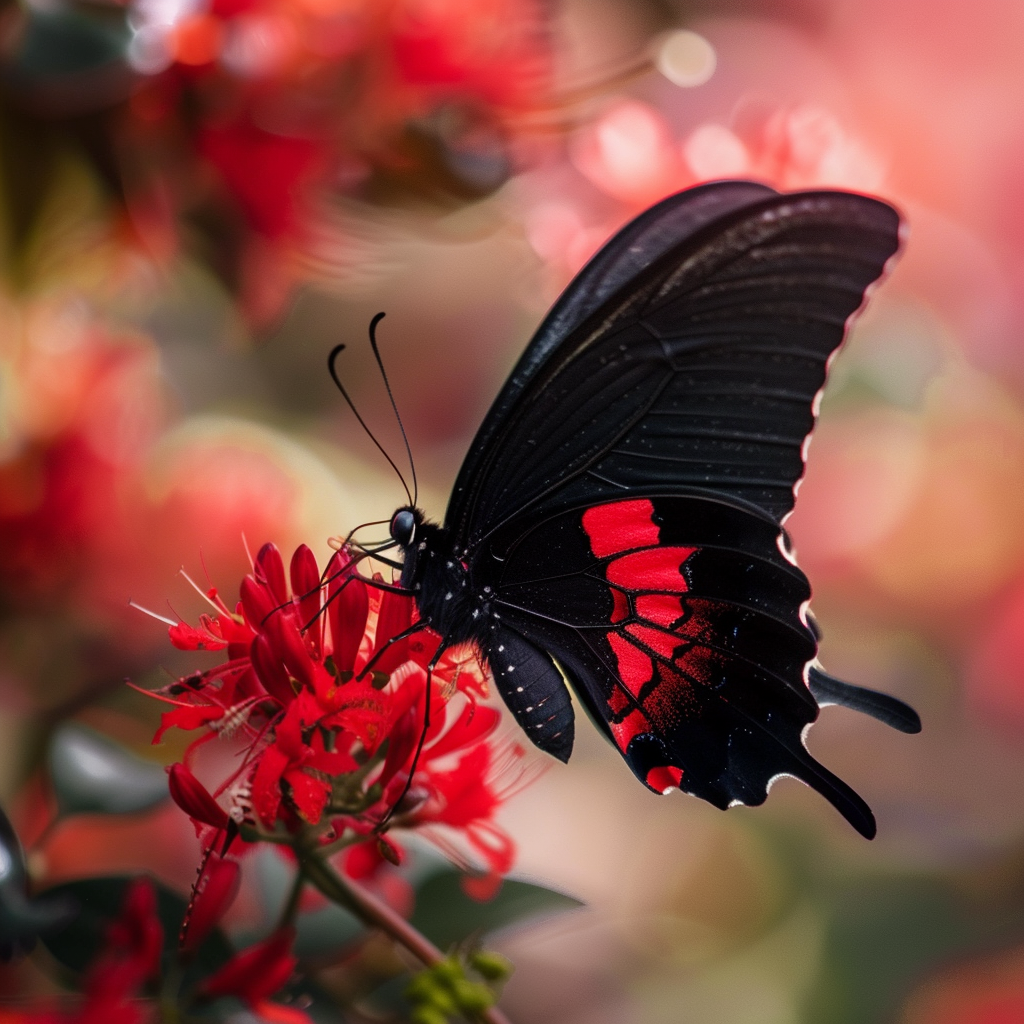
[240,574,275,631]
[274,699,308,756]
[201,928,297,1004]
[250,999,315,1024]
[406,626,442,668]
[367,591,415,674]
[426,703,500,761]
[251,744,290,827]
[264,611,315,690]
[461,873,503,902]
[282,768,330,824]
[89,877,164,999]
[250,633,295,706]
[254,543,288,604]
[169,620,227,651]
[422,746,497,826]
[466,821,516,876]
[326,558,368,674]
[289,545,322,655]
[167,764,230,829]
[153,704,224,743]
[182,855,241,951]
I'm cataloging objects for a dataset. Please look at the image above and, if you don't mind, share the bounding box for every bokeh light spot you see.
[684,124,750,180]
[657,30,716,88]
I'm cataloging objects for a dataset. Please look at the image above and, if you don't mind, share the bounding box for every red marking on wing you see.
[610,708,650,752]
[582,499,659,558]
[626,622,678,661]
[674,643,725,690]
[607,632,653,697]
[636,593,683,627]
[602,607,721,774]
[646,766,683,792]
[583,501,713,776]
[607,547,696,590]
[607,687,632,715]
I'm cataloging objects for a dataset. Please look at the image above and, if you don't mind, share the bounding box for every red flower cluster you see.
[151,541,525,907]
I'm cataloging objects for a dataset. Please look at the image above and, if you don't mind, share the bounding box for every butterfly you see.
[371,180,919,839]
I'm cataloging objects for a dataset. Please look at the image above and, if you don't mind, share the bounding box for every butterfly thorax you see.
[390,509,492,647]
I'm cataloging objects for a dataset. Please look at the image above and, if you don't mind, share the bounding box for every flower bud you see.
[167,764,229,830]
[469,950,513,981]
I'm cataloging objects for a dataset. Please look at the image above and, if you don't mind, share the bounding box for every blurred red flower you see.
[200,928,308,1024]
[116,0,552,319]
[0,307,166,603]
[0,878,162,1024]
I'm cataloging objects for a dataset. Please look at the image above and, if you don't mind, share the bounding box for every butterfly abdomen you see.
[396,515,578,761]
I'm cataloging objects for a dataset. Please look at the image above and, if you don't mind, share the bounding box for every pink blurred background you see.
[3,1,1024,1021]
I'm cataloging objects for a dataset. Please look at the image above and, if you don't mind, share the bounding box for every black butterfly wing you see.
[439,182,907,836]
[486,494,877,837]
[445,185,901,555]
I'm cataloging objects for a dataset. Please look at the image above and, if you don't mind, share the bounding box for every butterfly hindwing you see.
[489,494,877,837]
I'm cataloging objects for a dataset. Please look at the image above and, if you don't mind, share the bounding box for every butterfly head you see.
[389,507,421,549]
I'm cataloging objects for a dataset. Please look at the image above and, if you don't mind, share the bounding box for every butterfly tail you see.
[785,746,878,839]
[808,666,922,735]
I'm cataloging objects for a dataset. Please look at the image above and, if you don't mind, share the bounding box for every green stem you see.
[301,855,514,1024]
[159,959,183,1024]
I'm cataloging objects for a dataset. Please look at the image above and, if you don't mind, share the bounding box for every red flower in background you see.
[0,305,166,603]
[200,928,307,1024]
[148,539,528,919]
[0,879,162,1024]
[114,0,552,320]
[0,879,310,1024]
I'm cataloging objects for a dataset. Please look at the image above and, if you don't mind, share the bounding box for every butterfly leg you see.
[355,620,432,680]
[377,639,448,829]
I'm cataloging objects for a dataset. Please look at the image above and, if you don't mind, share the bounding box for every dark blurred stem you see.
[159,960,182,1024]
[276,868,306,931]
[300,855,513,1024]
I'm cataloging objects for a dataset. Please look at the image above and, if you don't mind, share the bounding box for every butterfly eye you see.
[390,509,416,547]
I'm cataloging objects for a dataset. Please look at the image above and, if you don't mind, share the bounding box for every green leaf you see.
[0,803,27,893]
[410,869,583,950]
[47,724,168,817]
[0,803,76,961]
[8,10,129,81]
[39,875,232,987]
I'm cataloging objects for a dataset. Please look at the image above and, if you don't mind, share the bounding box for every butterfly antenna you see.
[367,312,418,507]
[328,339,413,506]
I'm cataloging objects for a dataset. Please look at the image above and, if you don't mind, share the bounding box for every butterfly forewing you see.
[446,189,900,555]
